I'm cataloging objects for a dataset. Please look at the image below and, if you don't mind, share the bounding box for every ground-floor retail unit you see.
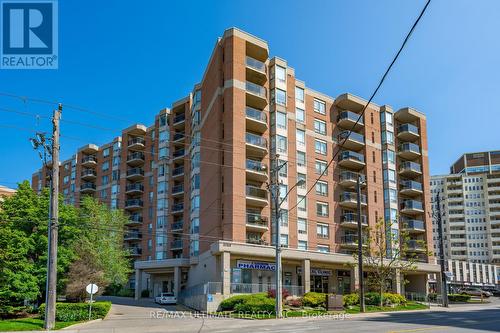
[135,241,440,311]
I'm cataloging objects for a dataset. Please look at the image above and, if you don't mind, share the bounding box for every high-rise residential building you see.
[32,28,439,310]
[430,151,500,265]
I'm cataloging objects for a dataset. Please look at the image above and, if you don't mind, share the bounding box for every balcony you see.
[173,113,186,128]
[126,168,144,181]
[173,132,185,143]
[128,137,145,150]
[128,247,142,256]
[246,237,268,245]
[246,56,267,85]
[400,180,423,196]
[127,214,143,225]
[124,231,142,241]
[125,183,144,195]
[127,152,145,166]
[246,159,268,182]
[245,107,268,133]
[400,200,424,215]
[407,240,426,252]
[172,166,184,177]
[171,203,184,214]
[245,132,268,157]
[171,240,183,250]
[171,222,183,231]
[80,182,96,193]
[337,111,364,130]
[399,161,422,178]
[246,81,267,109]
[339,192,367,209]
[398,143,421,160]
[401,219,425,234]
[246,212,269,231]
[338,131,365,151]
[245,185,268,207]
[81,155,97,167]
[340,213,368,228]
[125,199,143,210]
[81,169,96,181]
[173,148,185,160]
[340,234,367,248]
[338,151,365,170]
[172,184,184,196]
[397,123,420,142]
[339,171,364,188]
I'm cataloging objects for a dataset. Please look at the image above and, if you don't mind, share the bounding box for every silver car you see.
[155,292,177,305]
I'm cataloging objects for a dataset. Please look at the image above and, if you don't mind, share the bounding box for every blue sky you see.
[1,0,499,187]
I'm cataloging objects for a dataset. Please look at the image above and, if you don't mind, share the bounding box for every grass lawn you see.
[0,317,80,331]
[345,301,428,314]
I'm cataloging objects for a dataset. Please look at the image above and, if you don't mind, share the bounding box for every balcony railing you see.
[338,150,365,163]
[172,222,183,230]
[246,107,267,123]
[341,234,367,245]
[173,149,185,158]
[340,213,367,225]
[246,81,266,98]
[173,132,185,141]
[398,124,419,136]
[172,166,184,176]
[81,169,96,177]
[124,232,142,241]
[338,131,365,144]
[400,161,422,173]
[400,180,423,192]
[402,219,425,231]
[401,200,423,211]
[407,240,425,250]
[173,113,186,124]
[171,240,183,249]
[80,183,96,191]
[339,171,364,183]
[340,192,367,204]
[125,199,143,208]
[129,247,142,255]
[246,159,267,173]
[172,184,184,194]
[171,203,184,212]
[245,133,267,148]
[246,212,268,226]
[399,143,420,154]
[246,238,268,245]
[81,155,97,164]
[126,168,144,177]
[127,152,145,162]
[246,56,266,73]
[126,183,144,192]
[246,186,267,200]
[337,111,363,125]
[128,137,145,146]
[129,214,143,223]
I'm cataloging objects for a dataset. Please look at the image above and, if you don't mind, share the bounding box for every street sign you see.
[86,284,98,295]
[444,271,454,280]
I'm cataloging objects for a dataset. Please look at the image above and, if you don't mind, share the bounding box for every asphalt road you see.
[8,296,500,333]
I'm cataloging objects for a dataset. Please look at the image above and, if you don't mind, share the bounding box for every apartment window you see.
[317,245,329,253]
[297,218,307,234]
[111,184,119,195]
[102,161,109,171]
[297,151,306,167]
[63,175,69,184]
[101,175,109,185]
[316,181,328,196]
[384,188,397,204]
[276,111,287,129]
[100,189,107,199]
[296,107,305,123]
[383,169,396,184]
[276,65,286,83]
[150,129,156,141]
[280,234,289,247]
[383,150,396,164]
[113,141,121,151]
[103,148,110,157]
[295,86,304,103]
[111,170,120,181]
[314,119,327,135]
[159,147,168,159]
[159,114,167,127]
[276,89,286,106]
[158,181,166,194]
[279,184,288,202]
[382,131,394,145]
[278,159,287,177]
[316,202,329,217]
[191,174,200,190]
[277,135,287,153]
[279,209,288,227]
[159,130,168,142]
[111,199,118,209]
[191,195,200,212]
[315,139,327,155]
[158,164,165,177]
[314,99,326,115]
[298,241,308,250]
[315,160,328,175]
[296,129,306,145]
[370,113,374,125]
[297,173,306,189]
[317,223,329,238]
[156,216,166,229]
[381,112,393,125]
[298,195,307,212]
[113,156,120,166]
[191,218,200,234]
[192,152,200,169]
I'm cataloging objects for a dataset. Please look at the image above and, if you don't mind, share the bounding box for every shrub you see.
[116,288,134,297]
[364,292,381,306]
[219,295,252,311]
[234,296,275,313]
[343,293,359,306]
[39,302,111,322]
[287,298,302,308]
[267,289,291,299]
[141,290,150,298]
[427,293,438,302]
[302,292,326,308]
[382,293,406,306]
[448,294,471,302]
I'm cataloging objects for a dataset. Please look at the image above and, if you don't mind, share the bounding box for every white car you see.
[155,292,177,305]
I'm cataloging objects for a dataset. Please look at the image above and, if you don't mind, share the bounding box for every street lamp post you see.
[357,174,366,313]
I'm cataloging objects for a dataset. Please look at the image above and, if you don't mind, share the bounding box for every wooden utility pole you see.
[436,194,449,307]
[45,104,62,329]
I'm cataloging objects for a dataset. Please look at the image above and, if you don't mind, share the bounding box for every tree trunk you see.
[380,285,383,307]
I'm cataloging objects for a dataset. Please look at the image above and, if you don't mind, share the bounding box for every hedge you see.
[343,292,406,306]
[234,296,275,313]
[39,302,111,322]
[218,293,267,311]
[343,293,359,306]
[448,294,471,302]
[302,292,326,308]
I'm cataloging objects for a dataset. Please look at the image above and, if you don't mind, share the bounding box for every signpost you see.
[86,284,99,320]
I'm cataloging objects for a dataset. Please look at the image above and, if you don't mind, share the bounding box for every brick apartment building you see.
[32,28,439,310]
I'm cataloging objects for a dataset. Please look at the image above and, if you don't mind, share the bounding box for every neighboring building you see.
[32,27,438,309]
[446,259,498,291]
[430,151,500,265]
[0,185,16,202]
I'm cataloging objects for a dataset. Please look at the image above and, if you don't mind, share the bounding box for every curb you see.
[61,318,102,330]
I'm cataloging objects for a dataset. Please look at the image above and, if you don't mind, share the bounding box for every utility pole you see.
[356,175,365,312]
[45,104,62,329]
[436,194,449,307]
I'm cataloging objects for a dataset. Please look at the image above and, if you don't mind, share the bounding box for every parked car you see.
[482,287,500,297]
[459,287,492,297]
[155,292,177,305]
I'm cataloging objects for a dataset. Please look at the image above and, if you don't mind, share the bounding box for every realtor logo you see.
[1,0,58,69]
